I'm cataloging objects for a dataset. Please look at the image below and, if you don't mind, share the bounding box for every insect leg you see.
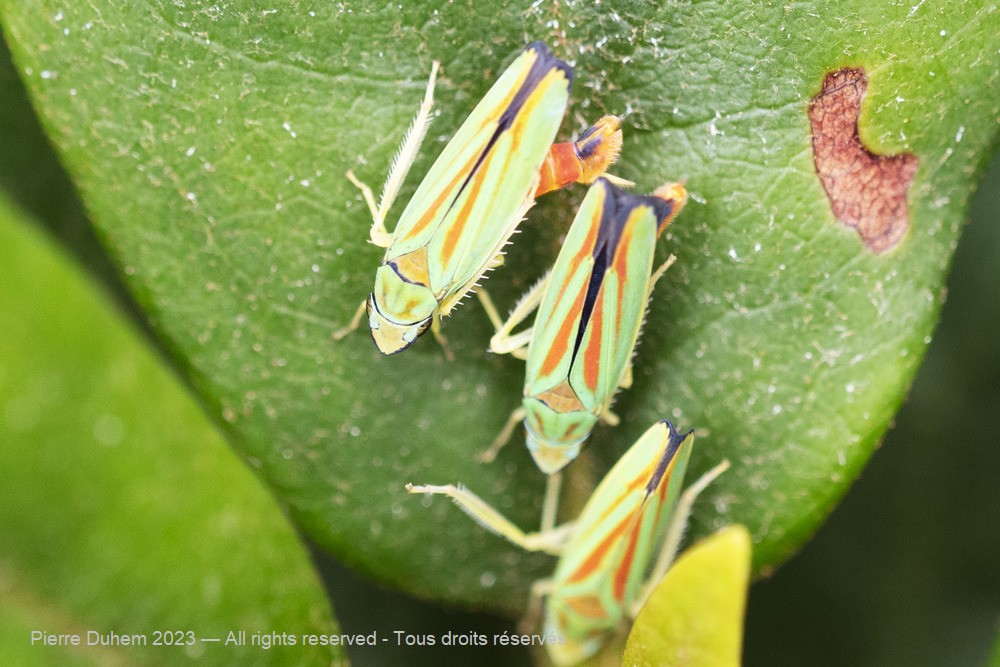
[331,299,368,340]
[599,406,621,426]
[484,269,552,355]
[518,578,556,634]
[429,313,455,361]
[405,483,570,555]
[345,170,394,248]
[477,406,527,463]
[349,61,439,247]
[540,471,562,533]
[647,253,677,296]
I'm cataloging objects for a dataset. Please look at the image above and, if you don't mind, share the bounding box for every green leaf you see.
[2,1,997,613]
[623,525,752,667]
[0,194,342,664]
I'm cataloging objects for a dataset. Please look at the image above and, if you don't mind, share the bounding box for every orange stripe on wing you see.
[539,286,586,377]
[578,204,642,393]
[399,150,481,243]
[578,458,658,538]
[613,512,645,603]
[396,61,531,244]
[484,65,557,196]
[580,292,604,392]
[427,64,562,267]
[566,512,631,585]
[611,209,642,338]
[581,201,644,394]
[439,149,496,266]
[538,207,602,377]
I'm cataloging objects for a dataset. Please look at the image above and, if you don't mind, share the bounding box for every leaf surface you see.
[2,1,997,611]
[0,195,342,664]
[623,526,752,667]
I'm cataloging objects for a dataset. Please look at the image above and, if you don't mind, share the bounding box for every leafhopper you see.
[478,177,687,527]
[335,42,628,356]
[408,420,730,666]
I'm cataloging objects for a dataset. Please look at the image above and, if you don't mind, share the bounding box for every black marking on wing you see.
[440,42,572,220]
[646,420,692,495]
[567,179,676,363]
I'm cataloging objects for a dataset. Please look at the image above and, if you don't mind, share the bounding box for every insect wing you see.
[547,421,695,632]
[387,43,572,299]
[525,179,664,412]
[524,181,608,402]
[568,185,663,409]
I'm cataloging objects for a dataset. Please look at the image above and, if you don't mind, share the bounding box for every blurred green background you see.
[1,26,997,667]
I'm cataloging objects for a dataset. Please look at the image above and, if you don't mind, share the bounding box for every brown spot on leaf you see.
[809,68,919,254]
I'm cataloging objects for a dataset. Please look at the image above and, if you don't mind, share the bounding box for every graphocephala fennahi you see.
[478,177,687,527]
[333,42,628,356]
[407,420,730,666]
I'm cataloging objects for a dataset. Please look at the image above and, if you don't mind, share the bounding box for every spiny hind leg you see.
[348,60,440,247]
[346,170,393,248]
[374,60,439,239]
[332,299,368,340]
[404,483,572,555]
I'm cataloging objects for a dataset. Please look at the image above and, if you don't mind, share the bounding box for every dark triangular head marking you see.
[569,178,676,361]
[646,419,693,495]
[440,42,573,220]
